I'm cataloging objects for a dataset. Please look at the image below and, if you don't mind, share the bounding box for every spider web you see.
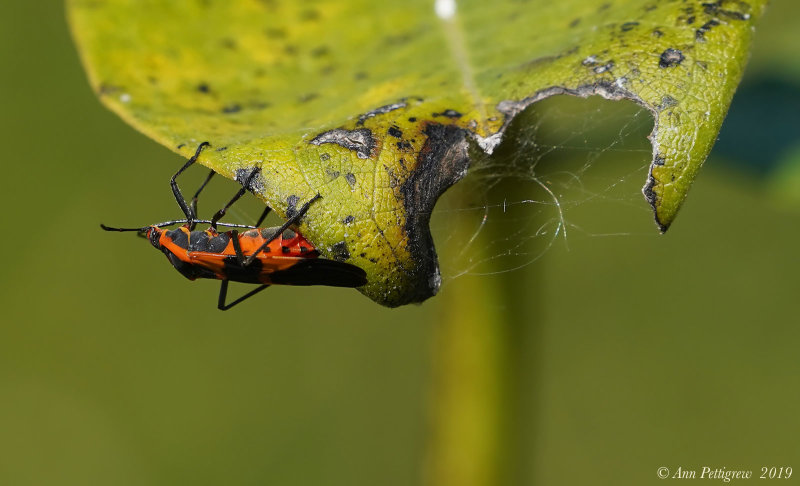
[188,94,658,283]
[431,94,657,279]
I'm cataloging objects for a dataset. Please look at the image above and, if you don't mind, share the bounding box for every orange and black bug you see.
[102,143,367,310]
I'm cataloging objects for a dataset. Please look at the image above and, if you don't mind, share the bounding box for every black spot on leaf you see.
[234,167,264,194]
[432,109,462,118]
[702,1,751,21]
[659,48,685,68]
[222,103,242,114]
[695,19,720,41]
[309,128,375,159]
[249,101,270,110]
[594,62,614,74]
[331,241,350,261]
[657,95,679,111]
[286,195,300,219]
[357,101,407,125]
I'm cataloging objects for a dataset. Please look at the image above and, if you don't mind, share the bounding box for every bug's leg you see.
[211,167,261,230]
[229,230,246,266]
[244,194,322,266]
[189,169,216,230]
[218,279,270,311]
[254,206,272,228]
[171,142,211,223]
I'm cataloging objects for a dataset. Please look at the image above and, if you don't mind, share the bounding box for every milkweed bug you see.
[102,142,366,310]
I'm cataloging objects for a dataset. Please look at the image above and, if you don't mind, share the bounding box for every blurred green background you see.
[1,1,798,485]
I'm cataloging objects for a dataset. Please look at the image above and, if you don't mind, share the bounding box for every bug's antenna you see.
[100,220,259,232]
[100,224,149,232]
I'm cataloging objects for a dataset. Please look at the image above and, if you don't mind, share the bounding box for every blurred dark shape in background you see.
[716,78,800,175]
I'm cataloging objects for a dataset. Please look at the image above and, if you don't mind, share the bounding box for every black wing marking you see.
[268,259,367,288]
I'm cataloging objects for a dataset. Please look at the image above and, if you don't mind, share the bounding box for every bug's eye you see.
[148,228,161,249]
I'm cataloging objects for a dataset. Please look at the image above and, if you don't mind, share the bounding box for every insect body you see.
[103,142,366,310]
[147,224,365,287]
[151,225,318,283]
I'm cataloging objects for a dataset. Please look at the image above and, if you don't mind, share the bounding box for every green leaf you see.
[68,0,767,306]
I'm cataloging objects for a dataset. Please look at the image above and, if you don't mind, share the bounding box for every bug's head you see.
[145,226,163,249]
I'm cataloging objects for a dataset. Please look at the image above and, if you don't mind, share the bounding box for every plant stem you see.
[425,179,541,486]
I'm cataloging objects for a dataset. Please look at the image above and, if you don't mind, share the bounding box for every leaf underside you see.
[69,0,766,306]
